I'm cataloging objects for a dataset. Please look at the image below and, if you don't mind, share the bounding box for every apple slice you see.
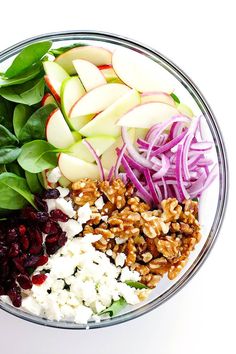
[43,61,69,102]
[41,93,57,107]
[118,102,180,129]
[58,175,71,188]
[79,89,140,137]
[73,59,106,91]
[69,83,130,117]
[176,102,194,118]
[98,65,123,84]
[141,92,175,106]
[58,153,102,181]
[112,48,174,93]
[55,46,112,75]
[101,129,135,170]
[61,76,85,117]
[69,136,115,162]
[46,108,75,148]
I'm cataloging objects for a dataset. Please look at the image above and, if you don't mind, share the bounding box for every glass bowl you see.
[0,31,228,329]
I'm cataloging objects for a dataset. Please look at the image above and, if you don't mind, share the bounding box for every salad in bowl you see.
[0,32,226,329]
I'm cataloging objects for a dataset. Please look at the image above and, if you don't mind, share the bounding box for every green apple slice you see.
[55,46,112,75]
[58,175,71,187]
[61,76,85,117]
[112,48,174,93]
[141,92,175,106]
[98,65,123,84]
[118,102,180,129]
[43,61,69,101]
[69,83,130,117]
[68,136,116,162]
[176,102,194,118]
[46,108,75,148]
[72,131,82,141]
[101,129,135,170]
[58,153,106,181]
[73,59,106,91]
[41,93,57,107]
[79,89,140,137]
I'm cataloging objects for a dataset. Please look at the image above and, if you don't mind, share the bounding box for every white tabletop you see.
[0,1,235,353]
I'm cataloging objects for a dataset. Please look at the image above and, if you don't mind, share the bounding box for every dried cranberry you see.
[41,189,60,199]
[0,261,9,280]
[40,221,61,235]
[34,195,48,212]
[7,286,22,307]
[35,212,49,223]
[7,228,18,243]
[45,234,59,244]
[18,225,26,236]
[36,255,48,267]
[17,274,32,290]
[50,209,68,222]
[58,232,67,247]
[8,243,20,258]
[0,244,8,257]
[24,255,40,268]
[46,243,61,255]
[28,229,43,255]
[20,234,29,251]
[12,256,26,274]
[32,274,47,285]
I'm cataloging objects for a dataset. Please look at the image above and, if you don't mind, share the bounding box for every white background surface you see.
[0,1,235,353]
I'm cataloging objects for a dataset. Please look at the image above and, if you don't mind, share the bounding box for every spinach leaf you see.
[0,96,14,131]
[25,171,43,193]
[4,41,52,79]
[170,92,180,104]
[19,104,55,143]
[125,281,149,289]
[0,62,42,87]
[0,124,19,147]
[6,162,25,177]
[0,147,21,164]
[18,140,58,173]
[0,165,7,173]
[0,77,45,105]
[49,43,85,57]
[13,104,33,138]
[100,298,127,317]
[0,172,36,209]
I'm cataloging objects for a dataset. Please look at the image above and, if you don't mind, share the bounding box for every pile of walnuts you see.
[71,179,201,289]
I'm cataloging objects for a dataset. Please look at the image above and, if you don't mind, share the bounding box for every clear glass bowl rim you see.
[0,30,228,330]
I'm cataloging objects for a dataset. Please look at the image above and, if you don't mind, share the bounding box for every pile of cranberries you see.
[0,189,68,307]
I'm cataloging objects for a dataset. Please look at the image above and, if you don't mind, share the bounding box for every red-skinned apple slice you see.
[73,59,106,91]
[118,102,181,128]
[69,83,130,117]
[41,93,57,106]
[112,48,175,93]
[58,153,104,181]
[43,61,69,102]
[55,46,112,75]
[98,64,123,83]
[141,92,175,106]
[46,108,75,148]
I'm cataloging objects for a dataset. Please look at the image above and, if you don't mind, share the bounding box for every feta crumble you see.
[47,167,62,183]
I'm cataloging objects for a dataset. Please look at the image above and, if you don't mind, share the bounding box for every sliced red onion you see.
[114,144,127,178]
[175,145,190,201]
[121,156,152,205]
[152,155,170,179]
[151,130,187,157]
[107,166,114,181]
[191,142,213,151]
[144,169,159,206]
[83,140,105,181]
[182,133,194,180]
[122,127,153,168]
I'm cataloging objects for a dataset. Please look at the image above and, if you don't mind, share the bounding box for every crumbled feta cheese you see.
[77,202,91,224]
[95,196,105,210]
[120,266,140,282]
[106,249,113,256]
[47,167,62,183]
[0,295,12,305]
[115,237,128,245]
[43,294,62,321]
[58,219,82,239]
[115,253,126,267]
[116,283,140,305]
[74,305,93,324]
[45,199,57,212]
[56,186,70,198]
[21,297,42,316]
[49,256,76,278]
[101,215,108,222]
[55,198,75,218]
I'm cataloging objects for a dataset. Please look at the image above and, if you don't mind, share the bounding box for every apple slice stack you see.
[42,45,194,183]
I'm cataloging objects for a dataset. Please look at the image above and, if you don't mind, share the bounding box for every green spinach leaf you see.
[19,104,55,143]
[0,146,21,164]
[49,43,85,57]
[0,124,19,146]
[6,161,25,177]
[0,77,45,105]
[25,171,43,193]
[170,92,180,104]
[13,104,33,138]
[0,96,14,131]
[18,140,58,173]
[4,41,52,79]
[0,172,36,209]
[125,281,149,289]
[99,298,127,317]
[0,62,42,87]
